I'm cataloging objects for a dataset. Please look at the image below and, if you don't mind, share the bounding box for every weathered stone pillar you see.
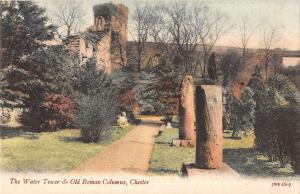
[178,76,195,146]
[195,85,223,169]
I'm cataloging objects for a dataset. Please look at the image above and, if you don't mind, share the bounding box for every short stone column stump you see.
[172,138,194,147]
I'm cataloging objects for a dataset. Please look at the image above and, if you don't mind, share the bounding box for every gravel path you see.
[73,116,161,174]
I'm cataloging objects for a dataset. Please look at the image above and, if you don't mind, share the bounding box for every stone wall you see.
[127,42,282,73]
[63,35,93,65]
[111,31,127,69]
[126,41,166,71]
[95,32,112,74]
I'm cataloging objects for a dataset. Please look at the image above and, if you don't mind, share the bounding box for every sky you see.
[35,0,300,51]
[35,0,299,58]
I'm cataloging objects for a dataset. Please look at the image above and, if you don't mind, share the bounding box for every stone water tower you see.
[92,3,128,68]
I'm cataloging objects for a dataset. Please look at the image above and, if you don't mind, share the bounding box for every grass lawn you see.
[0,124,134,173]
[148,128,295,177]
[148,127,195,175]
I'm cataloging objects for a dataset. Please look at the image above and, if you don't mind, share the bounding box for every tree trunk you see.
[67,27,71,37]
[137,39,142,72]
[265,53,269,83]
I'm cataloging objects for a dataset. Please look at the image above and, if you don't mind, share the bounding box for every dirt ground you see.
[73,116,162,174]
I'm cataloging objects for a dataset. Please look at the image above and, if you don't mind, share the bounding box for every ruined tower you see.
[64,3,128,74]
[92,3,128,70]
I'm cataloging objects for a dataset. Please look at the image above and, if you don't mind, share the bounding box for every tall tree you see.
[0,1,56,108]
[237,16,256,66]
[1,2,55,68]
[164,1,200,76]
[130,3,152,72]
[136,1,229,115]
[260,24,278,83]
[53,0,85,37]
[195,5,229,77]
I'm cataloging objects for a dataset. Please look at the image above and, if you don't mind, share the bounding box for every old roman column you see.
[195,85,223,169]
[179,76,195,146]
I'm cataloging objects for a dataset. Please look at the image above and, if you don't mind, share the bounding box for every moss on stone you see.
[93,3,118,21]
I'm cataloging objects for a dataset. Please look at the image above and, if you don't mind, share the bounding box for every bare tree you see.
[147,5,167,43]
[237,16,257,66]
[130,1,228,78]
[164,1,199,75]
[129,3,153,72]
[261,24,277,83]
[53,1,85,37]
[196,5,229,77]
[148,2,204,76]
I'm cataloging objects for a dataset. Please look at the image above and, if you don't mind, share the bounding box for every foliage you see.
[139,61,180,115]
[254,106,299,168]
[279,64,300,90]
[251,73,299,170]
[93,3,119,21]
[247,75,270,112]
[0,1,56,67]
[74,60,118,143]
[35,46,80,96]
[73,59,114,95]
[1,45,79,130]
[135,82,160,114]
[223,87,234,131]
[20,92,75,131]
[229,87,256,137]
[111,68,137,112]
[220,50,241,86]
[0,2,80,131]
[76,94,117,143]
[268,74,297,106]
[0,1,56,108]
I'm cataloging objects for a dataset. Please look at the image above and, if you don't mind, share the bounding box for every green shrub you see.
[229,87,256,138]
[255,106,299,168]
[74,60,118,143]
[223,86,256,137]
[268,74,297,106]
[247,75,270,112]
[76,93,117,143]
[253,74,299,170]
[20,92,75,131]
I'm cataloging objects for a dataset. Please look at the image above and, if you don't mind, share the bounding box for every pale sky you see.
[35,0,300,51]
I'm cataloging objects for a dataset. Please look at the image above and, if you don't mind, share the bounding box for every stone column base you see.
[172,138,195,147]
[182,163,240,177]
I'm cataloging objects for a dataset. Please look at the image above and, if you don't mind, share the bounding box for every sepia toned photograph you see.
[0,0,299,193]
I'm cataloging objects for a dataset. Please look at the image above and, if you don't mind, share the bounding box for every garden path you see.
[73,116,161,174]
